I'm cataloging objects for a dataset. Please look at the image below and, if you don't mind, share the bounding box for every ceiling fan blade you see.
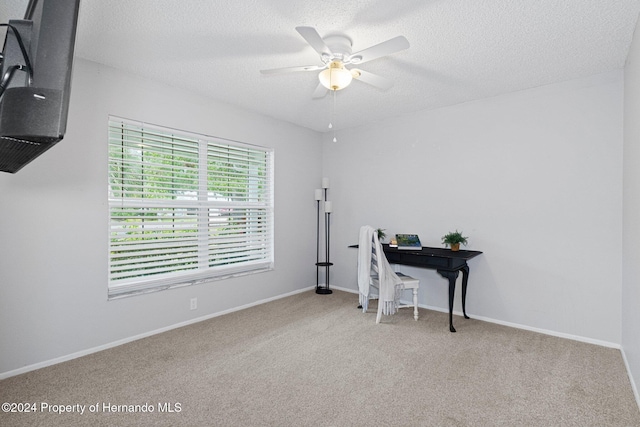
[260,64,325,75]
[349,36,410,64]
[296,26,332,58]
[351,69,394,90]
[312,82,328,99]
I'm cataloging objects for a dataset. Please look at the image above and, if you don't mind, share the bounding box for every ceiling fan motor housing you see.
[322,34,353,63]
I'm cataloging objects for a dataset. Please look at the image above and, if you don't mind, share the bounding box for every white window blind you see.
[108,116,274,298]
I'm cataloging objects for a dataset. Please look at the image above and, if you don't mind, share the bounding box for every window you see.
[108,117,274,298]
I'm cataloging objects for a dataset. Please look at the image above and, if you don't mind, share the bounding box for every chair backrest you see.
[370,234,379,279]
[357,225,396,292]
[371,231,401,286]
[370,231,386,281]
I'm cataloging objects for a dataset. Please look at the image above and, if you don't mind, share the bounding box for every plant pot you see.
[450,243,460,251]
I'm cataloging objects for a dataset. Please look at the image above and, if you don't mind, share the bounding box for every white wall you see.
[324,71,623,344]
[623,14,640,405]
[0,59,322,376]
[0,57,629,379]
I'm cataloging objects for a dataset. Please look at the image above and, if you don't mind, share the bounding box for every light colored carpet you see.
[1,289,638,426]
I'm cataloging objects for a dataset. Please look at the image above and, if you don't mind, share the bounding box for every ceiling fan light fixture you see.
[319,61,352,91]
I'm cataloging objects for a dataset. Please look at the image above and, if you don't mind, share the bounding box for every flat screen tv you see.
[0,0,80,173]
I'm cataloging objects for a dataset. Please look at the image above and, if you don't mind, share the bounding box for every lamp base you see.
[315,287,333,295]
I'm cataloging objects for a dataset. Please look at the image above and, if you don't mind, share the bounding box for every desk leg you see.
[438,270,459,333]
[461,264,470,319]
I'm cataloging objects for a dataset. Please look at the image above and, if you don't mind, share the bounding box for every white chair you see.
[357,225,420,323]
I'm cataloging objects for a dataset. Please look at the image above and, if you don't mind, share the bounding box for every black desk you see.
[351,244,483,332]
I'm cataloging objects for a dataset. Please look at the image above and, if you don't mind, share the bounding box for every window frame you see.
[107,116,274,299]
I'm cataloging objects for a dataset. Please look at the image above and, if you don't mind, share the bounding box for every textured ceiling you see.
[1,0,640,132]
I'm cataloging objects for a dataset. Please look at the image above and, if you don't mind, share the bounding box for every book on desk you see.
[395,234,422,250]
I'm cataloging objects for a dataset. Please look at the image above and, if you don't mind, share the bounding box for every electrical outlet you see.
[190,297,197,310]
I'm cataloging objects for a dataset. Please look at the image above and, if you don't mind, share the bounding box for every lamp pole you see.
[315,180,332,294]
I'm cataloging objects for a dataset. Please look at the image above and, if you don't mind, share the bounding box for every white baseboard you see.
[0,286,315,380]
[621,347,640,411]
[330,285,358,294]
[332,285,620,348]
[446,308,621,349]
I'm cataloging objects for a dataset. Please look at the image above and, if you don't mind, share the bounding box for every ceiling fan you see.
[260,26,410,98]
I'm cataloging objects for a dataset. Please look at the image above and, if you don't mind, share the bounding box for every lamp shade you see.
[319,61,353,91]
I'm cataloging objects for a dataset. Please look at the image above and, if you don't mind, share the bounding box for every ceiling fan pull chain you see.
[332,90,337,142]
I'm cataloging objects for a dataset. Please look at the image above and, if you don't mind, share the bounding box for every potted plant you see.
[441,230,468,251]
[376,228,386,242]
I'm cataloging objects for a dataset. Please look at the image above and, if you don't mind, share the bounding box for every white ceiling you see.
[2,0,640,132]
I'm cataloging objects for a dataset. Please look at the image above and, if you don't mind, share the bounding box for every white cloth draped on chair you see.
[357,225,403,317]
[357,225,375,312]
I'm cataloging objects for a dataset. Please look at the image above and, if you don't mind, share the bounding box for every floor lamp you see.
[315,178,333,294]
